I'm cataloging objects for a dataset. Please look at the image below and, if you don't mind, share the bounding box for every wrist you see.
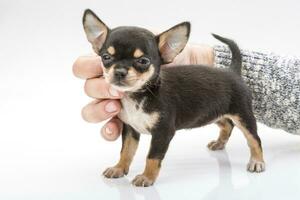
[188,44,214,66]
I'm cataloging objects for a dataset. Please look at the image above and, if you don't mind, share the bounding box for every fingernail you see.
[105,127,113,135]
[105,101,118,113]
[109,87,119,97]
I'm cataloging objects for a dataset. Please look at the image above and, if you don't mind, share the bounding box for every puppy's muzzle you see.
[113,68,128,83]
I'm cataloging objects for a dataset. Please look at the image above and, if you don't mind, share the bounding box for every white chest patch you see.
[118,95,159,134]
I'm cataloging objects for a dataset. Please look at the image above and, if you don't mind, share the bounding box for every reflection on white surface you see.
[102,178,161,200]
[0,0,300,199]
[98,144,300,200]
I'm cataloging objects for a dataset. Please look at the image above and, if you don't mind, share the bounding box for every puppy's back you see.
[159,65,250,129]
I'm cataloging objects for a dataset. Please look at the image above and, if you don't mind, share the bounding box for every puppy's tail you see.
[212,33,242,76]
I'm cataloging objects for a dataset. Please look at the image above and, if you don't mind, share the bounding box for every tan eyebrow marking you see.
[133,48,144,58]
[107,46,115,55]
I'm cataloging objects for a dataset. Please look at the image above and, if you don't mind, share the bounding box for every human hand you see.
[72,55,124,141]
[163,44,214,67]
[72,44,214,141]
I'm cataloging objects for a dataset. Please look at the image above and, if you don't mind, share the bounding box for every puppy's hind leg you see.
[229,114,265,173]
[207,118,234,151]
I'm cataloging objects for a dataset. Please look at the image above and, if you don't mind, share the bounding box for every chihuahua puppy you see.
[82,9,265,187]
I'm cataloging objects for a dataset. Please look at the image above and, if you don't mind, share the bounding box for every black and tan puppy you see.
[82,9,265,187]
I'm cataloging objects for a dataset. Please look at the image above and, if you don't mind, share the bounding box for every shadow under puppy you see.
[82,9,265,187]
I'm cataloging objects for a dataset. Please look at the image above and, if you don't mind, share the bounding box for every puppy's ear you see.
[156,22,190,64]
[82,9,109,52]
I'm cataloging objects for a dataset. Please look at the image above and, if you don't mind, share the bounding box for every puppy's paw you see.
[207,140,225,151]
[103,167,126,178]
[247,160,265,173]
[132,174,154,187]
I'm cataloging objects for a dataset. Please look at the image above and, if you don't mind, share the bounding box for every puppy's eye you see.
[101,53,112,61]
[136,57,150,65]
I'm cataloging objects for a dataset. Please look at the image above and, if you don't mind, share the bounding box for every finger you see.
[84,77,123,99]
[101,118,123,141]
[81,99,121,123]
[73,55,103,79]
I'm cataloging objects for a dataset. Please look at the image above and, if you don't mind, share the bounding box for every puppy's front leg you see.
[103,124,140,178]
[132,127,175,187]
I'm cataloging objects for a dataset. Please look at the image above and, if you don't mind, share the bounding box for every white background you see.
[0,0,299,199]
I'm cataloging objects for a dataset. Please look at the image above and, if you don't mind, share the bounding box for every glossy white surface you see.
[0,0,299,199]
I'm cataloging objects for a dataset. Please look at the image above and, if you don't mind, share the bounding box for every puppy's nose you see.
[114,68,128,79]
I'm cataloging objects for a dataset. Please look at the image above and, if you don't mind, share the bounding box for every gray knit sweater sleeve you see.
[214,45,300,135]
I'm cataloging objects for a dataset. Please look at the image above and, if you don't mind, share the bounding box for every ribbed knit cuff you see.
[213,45,300,135]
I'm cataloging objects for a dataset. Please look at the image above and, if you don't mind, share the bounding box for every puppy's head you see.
[82,9,190,92]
